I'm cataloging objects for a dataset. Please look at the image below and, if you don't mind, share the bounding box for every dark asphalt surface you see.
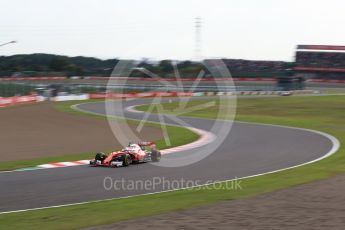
[0,97,333,212]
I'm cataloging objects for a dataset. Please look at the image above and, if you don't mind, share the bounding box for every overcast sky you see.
[0,0,344,61]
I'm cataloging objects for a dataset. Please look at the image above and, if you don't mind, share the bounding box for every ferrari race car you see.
[89,142,161,167]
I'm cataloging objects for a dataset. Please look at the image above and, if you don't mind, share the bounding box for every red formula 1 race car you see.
[89,142,161,167]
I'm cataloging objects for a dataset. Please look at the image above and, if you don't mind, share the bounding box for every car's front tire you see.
[95,152,106,162]
[122,154,132,167]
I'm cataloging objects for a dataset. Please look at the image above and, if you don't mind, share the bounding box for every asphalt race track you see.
[0,97,334,212]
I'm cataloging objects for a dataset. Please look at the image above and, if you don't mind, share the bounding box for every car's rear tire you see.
[122,154,132,167]
[151,150,161,162]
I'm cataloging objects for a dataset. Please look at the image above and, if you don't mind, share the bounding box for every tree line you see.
[0,54,204,78]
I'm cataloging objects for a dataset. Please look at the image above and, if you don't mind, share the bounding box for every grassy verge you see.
[0,100,198,171]
[1,96,345,230]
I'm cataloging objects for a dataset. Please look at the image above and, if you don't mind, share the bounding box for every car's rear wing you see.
[138,141,156,149]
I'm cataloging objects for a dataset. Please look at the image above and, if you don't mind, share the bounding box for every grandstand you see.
[294,45,345,79]
[222,59,290,78]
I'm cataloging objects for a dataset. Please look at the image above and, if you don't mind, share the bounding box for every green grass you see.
[1,95,345,229]
[0,100,199,171]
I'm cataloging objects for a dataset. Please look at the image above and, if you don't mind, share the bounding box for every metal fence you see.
[0,81,280,97]
[0,82,36,97]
